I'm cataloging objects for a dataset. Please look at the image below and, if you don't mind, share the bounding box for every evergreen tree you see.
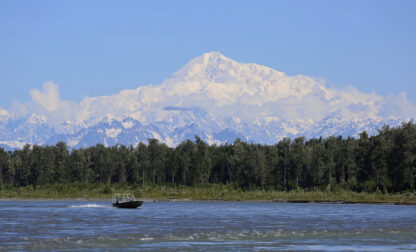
[1,122,415,193]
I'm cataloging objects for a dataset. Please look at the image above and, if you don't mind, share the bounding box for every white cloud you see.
[0,107,8,117]
[6,82,83,131]
[30,81,61,112]
[378,93,416,119]
[10,100,29,117]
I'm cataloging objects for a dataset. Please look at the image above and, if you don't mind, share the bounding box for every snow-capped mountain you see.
[0,52,414,149]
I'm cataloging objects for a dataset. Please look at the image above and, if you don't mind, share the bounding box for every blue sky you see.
[0,0,415,108]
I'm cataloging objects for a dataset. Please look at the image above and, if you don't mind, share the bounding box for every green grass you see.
[0,183,415,204]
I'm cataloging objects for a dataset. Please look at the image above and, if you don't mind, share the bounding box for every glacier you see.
[0,52,414,149]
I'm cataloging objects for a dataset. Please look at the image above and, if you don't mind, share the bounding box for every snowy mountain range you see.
[0,52,414,149]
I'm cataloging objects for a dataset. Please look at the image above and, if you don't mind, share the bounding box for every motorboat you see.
[112,193,143,208]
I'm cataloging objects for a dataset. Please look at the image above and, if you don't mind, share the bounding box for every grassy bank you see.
[0,183,415,204]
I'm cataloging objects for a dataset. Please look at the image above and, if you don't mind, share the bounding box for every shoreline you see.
[1,183,415,205]
[1,197,415,205]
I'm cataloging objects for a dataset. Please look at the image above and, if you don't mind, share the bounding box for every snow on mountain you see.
[0,113,55,146]
[0,52,415,149]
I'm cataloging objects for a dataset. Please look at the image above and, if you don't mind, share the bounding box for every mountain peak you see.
[192,51,237,69]
[167,52,238,82]
[198,51,232,63]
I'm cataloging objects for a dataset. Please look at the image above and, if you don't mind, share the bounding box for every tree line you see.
[1,122,415,193]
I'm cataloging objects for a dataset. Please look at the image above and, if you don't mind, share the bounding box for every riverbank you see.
[1,183,415,205]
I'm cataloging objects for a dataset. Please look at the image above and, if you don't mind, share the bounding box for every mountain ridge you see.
[0,52,414,150]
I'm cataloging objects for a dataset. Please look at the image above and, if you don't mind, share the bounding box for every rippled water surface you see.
[1,200,415,251]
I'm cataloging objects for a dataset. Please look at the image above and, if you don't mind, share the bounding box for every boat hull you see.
[112,201,143,208]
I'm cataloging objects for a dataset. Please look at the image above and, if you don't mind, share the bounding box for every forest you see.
[1,121,415,193]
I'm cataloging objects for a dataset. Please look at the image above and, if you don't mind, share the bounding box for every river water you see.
[1,200,415,251]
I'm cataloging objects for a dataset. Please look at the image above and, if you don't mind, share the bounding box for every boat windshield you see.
[112,193,135,203]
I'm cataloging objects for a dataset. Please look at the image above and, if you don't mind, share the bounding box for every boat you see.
[112,193,143,208]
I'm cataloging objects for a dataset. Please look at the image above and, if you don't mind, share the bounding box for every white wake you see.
[69,203,110,208]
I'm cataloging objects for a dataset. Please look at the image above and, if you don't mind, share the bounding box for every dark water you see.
[1,200,415,251]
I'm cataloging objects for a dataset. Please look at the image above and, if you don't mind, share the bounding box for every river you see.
[1,200,415,251]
